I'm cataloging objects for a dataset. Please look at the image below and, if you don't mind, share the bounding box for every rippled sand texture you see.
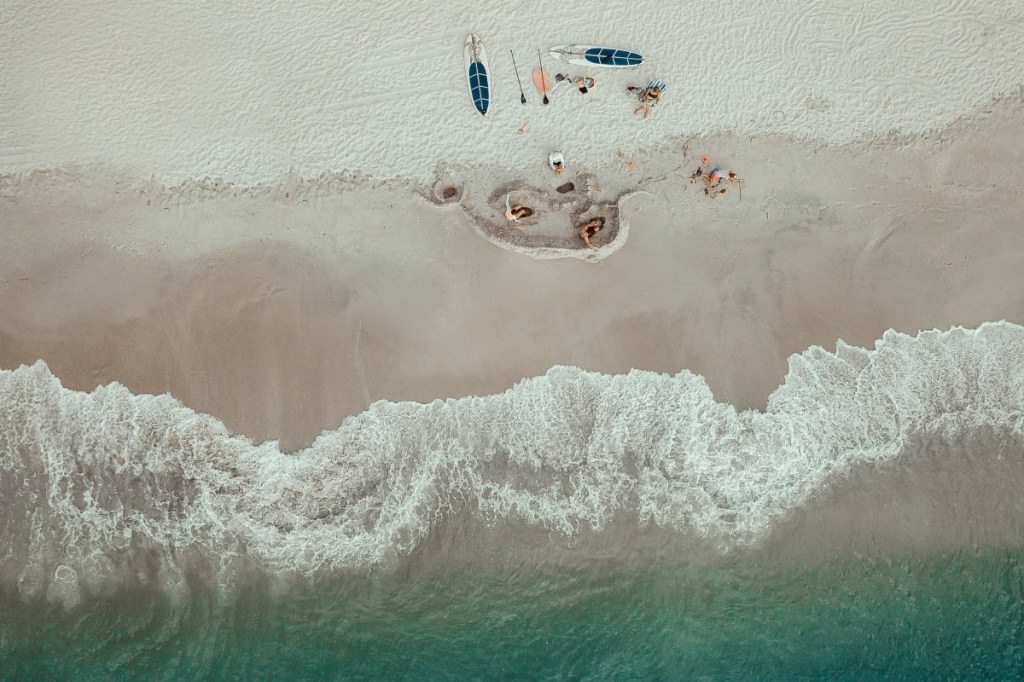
[2,1,1023,183]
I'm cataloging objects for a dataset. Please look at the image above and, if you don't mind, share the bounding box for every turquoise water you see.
[4,549,1023,680]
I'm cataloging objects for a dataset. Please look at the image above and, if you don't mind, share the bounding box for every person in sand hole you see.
[578,216,606,249]
[504,195,533,223]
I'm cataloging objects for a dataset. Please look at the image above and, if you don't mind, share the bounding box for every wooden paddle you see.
[537,50,549,104]
[510,50,526,104]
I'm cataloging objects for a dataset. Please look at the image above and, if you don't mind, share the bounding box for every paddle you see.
[537,50,549,104]
[510,50,527,104]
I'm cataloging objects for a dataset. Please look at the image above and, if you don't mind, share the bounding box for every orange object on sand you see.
[701,155,710,164]
[532,67,552,95]
[627,161,636,170]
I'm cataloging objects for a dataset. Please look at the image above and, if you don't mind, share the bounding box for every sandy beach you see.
[5,3,1024,677]
[2,0,1024,628]
[4,0,1022,456]
[4,96,1024,451]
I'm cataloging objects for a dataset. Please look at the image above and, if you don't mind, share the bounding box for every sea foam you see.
[1,322,1023,605]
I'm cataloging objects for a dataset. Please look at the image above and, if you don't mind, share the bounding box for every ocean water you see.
[1,322,1023,677]
[3,552,1023,679]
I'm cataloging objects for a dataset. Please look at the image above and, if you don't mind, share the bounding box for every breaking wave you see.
[2,322,1023,606]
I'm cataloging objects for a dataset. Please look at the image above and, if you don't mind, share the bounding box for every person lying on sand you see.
[641,85,662,104]
[577,217,606,249]
[691,158,739,197]
[556,74,594,94]
[549,151,566,175]
[630,85,662,119]
[702,169,738,196]
[627,85,661,102]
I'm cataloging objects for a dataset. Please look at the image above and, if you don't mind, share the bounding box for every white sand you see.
[2,1,1023,183]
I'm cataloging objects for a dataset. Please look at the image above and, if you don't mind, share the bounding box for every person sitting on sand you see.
[577,216,606,249]
[549,151,566,175]
[504,195,534,223]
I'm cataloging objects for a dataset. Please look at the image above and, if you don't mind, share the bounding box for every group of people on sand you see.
[503,151,606,249]
[502,148,739,250]
[545,71,668,117]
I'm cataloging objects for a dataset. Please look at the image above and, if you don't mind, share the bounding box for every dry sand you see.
[2,99,1024,451]
[4,1,1022,182]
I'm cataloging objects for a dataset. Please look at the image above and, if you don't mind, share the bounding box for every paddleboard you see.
[532,67,551,96]
[465,34,490,115]
[548,45,643,69]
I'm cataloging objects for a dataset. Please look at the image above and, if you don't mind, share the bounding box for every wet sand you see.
[2,100,1023,451]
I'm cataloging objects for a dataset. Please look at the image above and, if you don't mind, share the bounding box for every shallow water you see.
[2,322,1024,678]
[3,549,1023,680]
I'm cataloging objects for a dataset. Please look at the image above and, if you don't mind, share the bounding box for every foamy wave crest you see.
[2,323,1023,604]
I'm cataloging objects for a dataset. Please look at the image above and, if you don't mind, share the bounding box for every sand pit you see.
[458,175,628,261]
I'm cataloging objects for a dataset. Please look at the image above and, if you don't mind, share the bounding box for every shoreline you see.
[3,99,1024,450]
[2,323,1023,607]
